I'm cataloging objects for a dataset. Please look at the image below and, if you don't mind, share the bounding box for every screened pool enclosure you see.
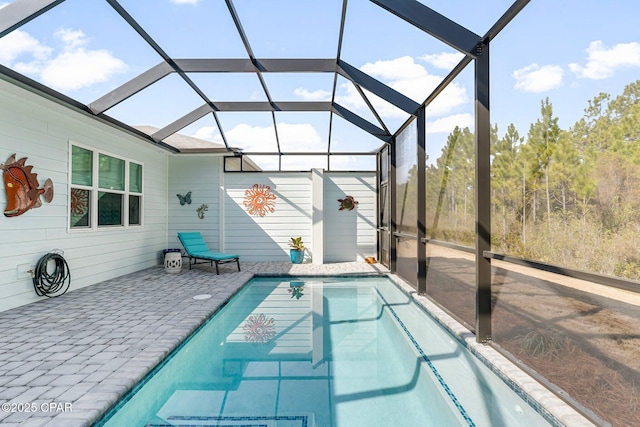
[1,1,639,425]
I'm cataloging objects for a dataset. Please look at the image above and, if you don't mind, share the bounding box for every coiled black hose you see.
[33,252,71,297]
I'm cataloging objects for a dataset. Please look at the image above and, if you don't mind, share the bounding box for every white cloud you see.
[425,83,468,117]
[0,30,51,63]
[336,56,469,120]
[293,87,331,101]
[426,113,474,135]
[419,52,464,70]
[191,123,373,170]
[335,81,407,119]
[192,122,328,169]
[326,154,376,171]
[2,27,127,92]
[192,126,219,141]
[55,28,87,50]
[217,123,278,152]
[569,40,640,79]
[38,49,127,91]
[512,64,563,93]
[361,56,426,81]
[194,122,321,153]
[277,123,323,151]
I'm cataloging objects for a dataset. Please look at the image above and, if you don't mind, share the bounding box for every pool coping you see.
[385,273,599,427]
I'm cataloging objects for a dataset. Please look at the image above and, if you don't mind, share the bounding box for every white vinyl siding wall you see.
[0,79,168,312]
[324,172,377,262]
[167,155,222,251]
[224,173,312,262]
[221,171,377,263]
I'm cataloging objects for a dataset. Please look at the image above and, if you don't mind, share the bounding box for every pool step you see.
[147,413,314,427]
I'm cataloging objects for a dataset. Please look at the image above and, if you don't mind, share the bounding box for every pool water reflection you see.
[97,276,554,427]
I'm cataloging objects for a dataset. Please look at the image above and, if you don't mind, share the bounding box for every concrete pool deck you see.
[0,261,594,427]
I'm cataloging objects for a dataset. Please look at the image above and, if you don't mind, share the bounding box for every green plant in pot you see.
[289,237,305,264]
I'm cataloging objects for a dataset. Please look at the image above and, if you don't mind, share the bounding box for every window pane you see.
[129,162,142,193]
[129,195,141,226]
[225,157,241,171]
[71,146,92,186]
[99,154,125,191]
[70,188,91,228]
[98,192,123,226]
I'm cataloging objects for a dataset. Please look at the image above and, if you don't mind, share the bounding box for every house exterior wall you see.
[167,155,222,251]
[0,79,169,312]
[0,79,378,313]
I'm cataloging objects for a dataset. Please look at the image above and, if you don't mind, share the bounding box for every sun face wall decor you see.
[243,184,276,217]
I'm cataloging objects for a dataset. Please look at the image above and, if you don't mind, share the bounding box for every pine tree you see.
[527,97,560,228]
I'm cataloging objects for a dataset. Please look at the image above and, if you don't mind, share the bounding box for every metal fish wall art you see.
[1,153,54,217]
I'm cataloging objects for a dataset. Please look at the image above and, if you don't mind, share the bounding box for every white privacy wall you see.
[219,171,377,263]
[167,155,222,251]
[0,78,169,312]
[324,172,377,262]
[150,162,378,265]
[224,173,313,262]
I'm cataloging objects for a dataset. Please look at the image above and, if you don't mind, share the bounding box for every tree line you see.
[406,80,640,280]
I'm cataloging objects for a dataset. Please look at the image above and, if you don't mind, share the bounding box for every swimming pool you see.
[96,276,555,426]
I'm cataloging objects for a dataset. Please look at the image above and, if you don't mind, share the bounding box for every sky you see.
[0,0,639,170]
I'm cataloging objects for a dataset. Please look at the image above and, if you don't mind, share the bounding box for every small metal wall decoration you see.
[1,153,54,217]
[176,191,191,205]
[196,203,208,219]
[338,195,358,211]
[243,183,276,217]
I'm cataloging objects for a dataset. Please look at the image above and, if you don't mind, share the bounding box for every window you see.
[69,143,143,229]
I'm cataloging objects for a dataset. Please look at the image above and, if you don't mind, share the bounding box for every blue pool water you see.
[97,276,554,427]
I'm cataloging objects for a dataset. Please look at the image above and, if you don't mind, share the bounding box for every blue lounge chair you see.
[177,232,240,274]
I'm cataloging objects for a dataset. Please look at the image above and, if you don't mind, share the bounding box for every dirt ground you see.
[419,244,640,427]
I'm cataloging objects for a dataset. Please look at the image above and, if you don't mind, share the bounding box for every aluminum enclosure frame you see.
[0,0,535,343]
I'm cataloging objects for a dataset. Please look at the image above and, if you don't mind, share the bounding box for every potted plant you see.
[288,236,305,264]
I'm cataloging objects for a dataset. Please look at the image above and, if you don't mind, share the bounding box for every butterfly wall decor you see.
[177,191,192,205]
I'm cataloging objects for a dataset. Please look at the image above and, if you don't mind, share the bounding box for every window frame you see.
[68,141,144,232]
